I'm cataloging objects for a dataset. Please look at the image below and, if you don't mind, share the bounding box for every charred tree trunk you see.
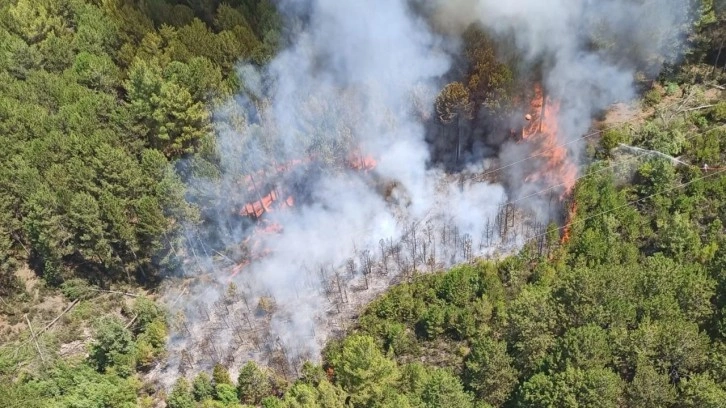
[334,271,348,304]
[456,114,462,163]
[360,250,372,290]
[248,174,266,217]
[409,224,417,275]
[347,258,356,278]
[179,350,195,375]
[379,239,388,275]
[539,92,547,133]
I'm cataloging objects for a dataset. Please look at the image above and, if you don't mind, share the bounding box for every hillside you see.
[0,1,725,408]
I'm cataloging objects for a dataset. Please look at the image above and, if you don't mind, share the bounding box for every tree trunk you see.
[25,315,46,366]
[713,37,724,77]
[456,115,462,163]
[248,174,266,217]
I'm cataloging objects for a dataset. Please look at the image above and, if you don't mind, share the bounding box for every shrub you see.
[709,101,726,122]
[643,88,662,107]
[60,278,93,300]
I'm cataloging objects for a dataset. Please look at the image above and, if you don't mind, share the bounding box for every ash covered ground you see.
[150,162,552,387]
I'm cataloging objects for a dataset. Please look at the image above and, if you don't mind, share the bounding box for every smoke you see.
[155,0,511,384]
[155,0,694,383]
[423,0,691,207]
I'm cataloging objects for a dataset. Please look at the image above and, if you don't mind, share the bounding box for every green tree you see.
[135,319,167,369]
[88,317,135,376]
[329,334,399,407]
[126,58,211,158]
[215,383,238,405]
[463,337,518,406]
[281,381,346,408]
[554,264,637,328]
[192,372,214,402]
[418,369,474,408]
[299,362,327,386]
[71,51,120,92]
[7,0,59,44]
[462,26,513,112]
[281,383,318,408]
[677,373,726,408]
[626,361,676,408]
[168,377,196,408]
[213,363,232,386]
[518,367,623,408]
[237,361,272,405]
[554,325,613,371]
[435,82,472,124]
[507,285,558,376]
[132,296,167,332]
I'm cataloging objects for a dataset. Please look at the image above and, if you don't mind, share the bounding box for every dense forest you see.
[0,0,725,407]
[0,0,280,405]
[0,0,280,291]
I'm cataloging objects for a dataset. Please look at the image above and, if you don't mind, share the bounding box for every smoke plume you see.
[155,0,693,384]
[424,0,690,206]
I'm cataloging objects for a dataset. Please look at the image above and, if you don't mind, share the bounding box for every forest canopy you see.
[0,0,725,408]
[0,0,281,290]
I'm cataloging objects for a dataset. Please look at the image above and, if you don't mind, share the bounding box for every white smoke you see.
[155,0,693,383]
[425,0,691,203]
[155,0,510,384]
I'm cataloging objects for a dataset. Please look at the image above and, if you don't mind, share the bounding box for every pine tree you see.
[237,361,272,405]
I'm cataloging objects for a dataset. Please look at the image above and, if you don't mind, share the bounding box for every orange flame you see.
[521,84,578,199]
[348,154,377,172]
[239,150,377,220]
[233,148,377,276]
[560,200,577,245]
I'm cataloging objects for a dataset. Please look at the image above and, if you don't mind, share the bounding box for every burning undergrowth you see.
[152,0,694,386]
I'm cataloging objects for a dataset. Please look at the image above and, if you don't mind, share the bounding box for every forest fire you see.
[521,84,578,199]
[231,221,281,277]
[238,153,376,219]
[347,153,377,172]
[560,200,578,245]
[233,151,378,275]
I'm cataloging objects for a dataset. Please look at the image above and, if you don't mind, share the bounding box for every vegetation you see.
[0,0,280,290]
[0,0,725,407]
[242,86,723,407]
[144,77,724,407]
[0,293,169,407]
[0,0,279,406]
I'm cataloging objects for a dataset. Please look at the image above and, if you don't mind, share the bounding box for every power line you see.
[481,121,633,179]
[501,128,710,208]
[482,84,717,180]
[525,167,726,244]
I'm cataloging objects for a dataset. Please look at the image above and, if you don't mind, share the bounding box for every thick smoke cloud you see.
[423,0,690,207]
[156,0,509,384]
[156,0,692,384]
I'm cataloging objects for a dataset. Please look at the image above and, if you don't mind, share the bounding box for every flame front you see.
[234,150,377,276]
[521,84,578,199]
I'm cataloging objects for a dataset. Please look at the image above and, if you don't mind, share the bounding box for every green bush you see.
[665,82,680,96]
[89,316,136,376]
[192,372,214,402]
[689,127,724,163]
[132,296,167,333]
[600,127,629,153]
[60,278,93,300]
[237,361,272,405]
[168,378,195,408]
[644,88,663,107]
[709,101,726,122]
[214,383,238,405]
